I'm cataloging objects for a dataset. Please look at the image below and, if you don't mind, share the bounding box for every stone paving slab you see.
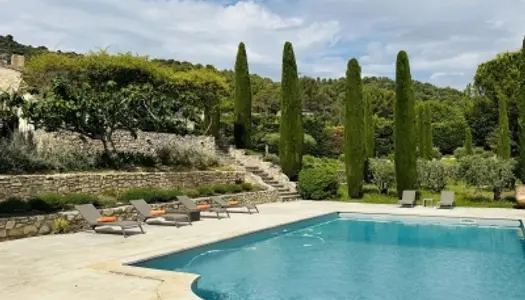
[1,201,524,300]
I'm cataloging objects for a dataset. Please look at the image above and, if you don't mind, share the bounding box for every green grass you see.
[337,184,518,208]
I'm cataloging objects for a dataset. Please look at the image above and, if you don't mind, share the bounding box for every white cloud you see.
[0,0,524,89]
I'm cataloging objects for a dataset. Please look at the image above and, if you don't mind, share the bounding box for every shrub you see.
[52,218,70,233]
[263,153,280,165]
[227,184,244,194]
[241,182,253,191]
[64,193,101,207]
[454,147,487,159]
[298,167,340,200]
[154,141,218,170]
[119,188,182,204]
[0,197,30,214]
[197,186,215,197]
[369,158,396,194]
[417,159,448,192]
[457,155,515,200]
[29,194,66,212]
[430,147,443,160]
[212,185,228,194]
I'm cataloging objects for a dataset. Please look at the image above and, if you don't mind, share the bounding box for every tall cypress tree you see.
[423,103,433,158]
[234,42,252,149]
[497,90,511,159]
[394,51,417,198]
[465,126,473,155]
[279,42,303,180]
[364,93,375,158]
[344,58,365,198]
[417,103,425,158]
[519,36,525,181]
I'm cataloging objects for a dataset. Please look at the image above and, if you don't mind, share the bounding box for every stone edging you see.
[0,189,280,241]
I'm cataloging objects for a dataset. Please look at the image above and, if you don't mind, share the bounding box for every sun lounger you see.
[437,191,455,209]
[130,199,192,226]
[211,196,259,214]
[75,204,145,237]
[176,195,230,219]
[398,190,417,207]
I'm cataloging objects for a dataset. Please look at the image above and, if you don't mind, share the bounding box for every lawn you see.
[337,183,518,209]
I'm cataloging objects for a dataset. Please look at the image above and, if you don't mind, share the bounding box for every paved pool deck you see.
[1,200,525,300]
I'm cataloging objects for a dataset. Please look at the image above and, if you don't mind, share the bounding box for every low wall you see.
[0,171,244,201]
[0,189,280,241]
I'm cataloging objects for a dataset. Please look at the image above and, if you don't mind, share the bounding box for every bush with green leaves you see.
[263,153,280,165]
[119,188,183,204]
[154,140,218,170]
[0,197,30,214]
[417,159,448,192]
[298,167,340,200]
[453,147,492,159]
[456,155,515,200]
[263,133,316,155]
[369,158,396,194]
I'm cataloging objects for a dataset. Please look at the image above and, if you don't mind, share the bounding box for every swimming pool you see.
[133,213,525,300]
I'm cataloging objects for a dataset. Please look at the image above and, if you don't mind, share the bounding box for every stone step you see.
[279,191,298,196]
[277,187,289,192]
[260,175,274,180]
[271,183,285,188]
[265,180,280,185]
[245,166,261,172]
[281,194,300,202]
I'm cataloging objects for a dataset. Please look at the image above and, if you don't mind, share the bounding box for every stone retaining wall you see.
[0,189,280,241]
[0,171,244,201]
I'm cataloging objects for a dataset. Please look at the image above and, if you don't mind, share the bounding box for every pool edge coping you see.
[85,208,525,300]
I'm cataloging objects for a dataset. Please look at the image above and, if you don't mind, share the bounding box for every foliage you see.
[263,153,280,165]
[298,167,340,200]
[279,42,303,180]
[417,103,425,158]
[417,159,448,192]
[28,193,102,213]
[52,218,70,234]
[0,91,25,138]
[368,158,396,194]
[497,92,511,159]
[262,132,316,155]
[344,58,365,198]
[423,103,433,159]
[302,155,344,171]
[394,51,418,198]
[464,127,473,155]
[233,42,252,148]
[456,155,515,200]
[364,94,375,158]
[519,36,525,182]
[154,140,219,170]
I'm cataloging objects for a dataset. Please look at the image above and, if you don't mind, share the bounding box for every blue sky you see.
[1,0,524,89]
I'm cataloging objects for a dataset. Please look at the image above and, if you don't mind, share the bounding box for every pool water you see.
[134,214,525,300]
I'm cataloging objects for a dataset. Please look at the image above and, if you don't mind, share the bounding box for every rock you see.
[7,228,24,237]
[38,224,51,235]
[6,220,16,230]
[23,225,38,235]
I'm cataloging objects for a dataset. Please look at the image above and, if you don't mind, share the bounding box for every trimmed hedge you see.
[298,167,340,200]
[0,183,255,214]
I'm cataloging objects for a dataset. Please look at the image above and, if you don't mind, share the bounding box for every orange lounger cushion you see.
[151,209,166,216]
[97,216,116,223]
[228,200,240,206]
[197,204,210,210]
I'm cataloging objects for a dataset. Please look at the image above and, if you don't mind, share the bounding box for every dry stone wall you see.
[0,171,244,201]
[32,130,216,154]
[0,189,280,241]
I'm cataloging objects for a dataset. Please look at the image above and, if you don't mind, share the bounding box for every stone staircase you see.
[244,166,300,202]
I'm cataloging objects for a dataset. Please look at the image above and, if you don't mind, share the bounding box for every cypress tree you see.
[344,58,365,198]
[394,51,417,198]
[465,127,473,155]
[364,93,375,158]
[497,91,511,159]
[423,103,433,158]
[279,42,303,181]
[417,103,425,158]
[519,36,525,181]
[234,42,252,149]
